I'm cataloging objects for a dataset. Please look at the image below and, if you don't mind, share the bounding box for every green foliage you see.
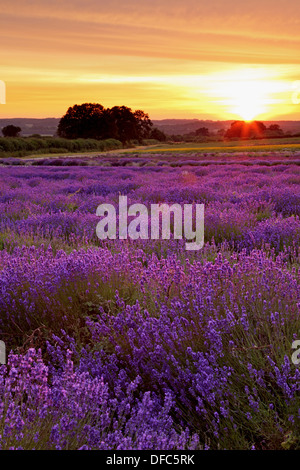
[0,136,122,158]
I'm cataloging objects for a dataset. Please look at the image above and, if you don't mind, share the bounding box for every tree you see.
[150,127,167,141]
[267,124,284,137]
[57,103,107,139]
[2,125,21,137]
[224,121,266,140]
[195,127,209,137]
[57,103,153,144]
[134,110,153,140]
[107,106,138,144]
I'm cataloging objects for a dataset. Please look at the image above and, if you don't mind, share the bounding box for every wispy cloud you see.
[0,0,300,118]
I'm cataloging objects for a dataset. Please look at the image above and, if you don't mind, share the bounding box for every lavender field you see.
[0,153,300,450]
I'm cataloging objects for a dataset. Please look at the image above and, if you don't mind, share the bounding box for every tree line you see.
[1,103,167,144]
[224,121,284,139]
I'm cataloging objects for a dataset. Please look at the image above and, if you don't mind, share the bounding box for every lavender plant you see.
[0,154,299,449]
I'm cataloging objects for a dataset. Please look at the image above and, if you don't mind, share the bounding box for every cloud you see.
[2,0,300,40]
[1,0,300,118]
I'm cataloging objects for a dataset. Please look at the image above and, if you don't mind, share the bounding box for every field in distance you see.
[131,136,300,154]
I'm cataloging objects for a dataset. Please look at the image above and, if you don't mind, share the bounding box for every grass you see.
[0,137,123,159]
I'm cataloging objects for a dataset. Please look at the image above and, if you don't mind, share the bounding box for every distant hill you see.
[152,119,300,136]
[152,119,226,135]
[0,118,300,137]
[0,118,59,136]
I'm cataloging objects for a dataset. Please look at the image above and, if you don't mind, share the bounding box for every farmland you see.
[0,151,299,450]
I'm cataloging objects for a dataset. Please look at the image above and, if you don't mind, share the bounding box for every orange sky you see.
[1,0,300,120]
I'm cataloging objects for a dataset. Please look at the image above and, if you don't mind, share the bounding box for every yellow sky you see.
[1,0,300,120]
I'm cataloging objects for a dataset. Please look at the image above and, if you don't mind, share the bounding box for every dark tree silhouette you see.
[107,106,139,144]
[57,103,107,139]
[269,124,281,131]
[225,121,267,140]
[195,127,209,137]
[150,127,167,141]
[2,125,21,137]
[133,109,153,140]
[267,124,284,137]
[57,103,153,144]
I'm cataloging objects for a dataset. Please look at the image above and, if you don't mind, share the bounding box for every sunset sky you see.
[1,0,300,120]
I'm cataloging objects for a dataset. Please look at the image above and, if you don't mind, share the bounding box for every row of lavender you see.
[1,164,300,253]
[0,157,299,449]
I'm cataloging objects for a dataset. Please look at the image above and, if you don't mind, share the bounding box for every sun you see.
[209,69,281,121]
[224,79,267,121]
[231,83,269,121]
